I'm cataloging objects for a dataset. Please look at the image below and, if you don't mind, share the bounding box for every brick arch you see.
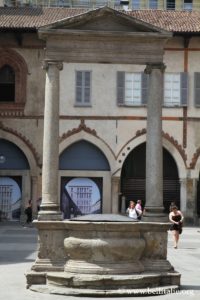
[0,121,40,172]
[190,148,200,170]
[0,48,28,110]
[59,124,116,173]
[116,129,187,178]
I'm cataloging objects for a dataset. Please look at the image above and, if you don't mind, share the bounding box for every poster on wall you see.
[60,177,102,219]
[0,177,22,221]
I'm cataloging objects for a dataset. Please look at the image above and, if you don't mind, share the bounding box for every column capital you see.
[42,59,63,71]
[144,63,166,74]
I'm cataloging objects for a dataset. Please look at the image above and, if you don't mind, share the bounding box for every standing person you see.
[136,199,143,220]
[24,200,32,225]
[37,197,42,212]
[169,201,176,212]
[169,205,184,249]
[126,200,142,221]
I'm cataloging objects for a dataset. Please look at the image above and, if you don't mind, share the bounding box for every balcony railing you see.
[2,0,200,11]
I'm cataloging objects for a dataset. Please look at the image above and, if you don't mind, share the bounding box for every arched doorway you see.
[59,140,110,218]
[121,143,180,212]
[0,138,30,221]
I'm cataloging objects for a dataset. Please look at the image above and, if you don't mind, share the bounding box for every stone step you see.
[30,283,180,296]
[46,271,180,291]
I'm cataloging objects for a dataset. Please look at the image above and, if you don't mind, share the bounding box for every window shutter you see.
[141,72,149,105]
[76,71,83,103]
[84,71,91,103]
[180,72,188,106]
[117,72,125,105]
[194,72,200,107]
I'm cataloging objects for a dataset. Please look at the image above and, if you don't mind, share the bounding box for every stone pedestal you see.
[26,216,180,296]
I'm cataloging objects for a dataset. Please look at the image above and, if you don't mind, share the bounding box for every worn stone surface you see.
[27,219,180,295]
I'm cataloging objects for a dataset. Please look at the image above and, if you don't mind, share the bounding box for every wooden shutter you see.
[180,72,188,106]
[84,71,91,103]
[117,71,125,105]
[194,72,200,107]
[76,71,83,103]
[141,72,149,105]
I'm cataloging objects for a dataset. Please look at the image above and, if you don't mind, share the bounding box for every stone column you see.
[31,175,38,219]
[180,178,187,213]
[111,176,120,213]
[185,177,198,224]
[38,59,63,221]
[143,63,167,222]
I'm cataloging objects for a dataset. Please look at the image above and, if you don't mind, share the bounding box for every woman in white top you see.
[126,200,142,221]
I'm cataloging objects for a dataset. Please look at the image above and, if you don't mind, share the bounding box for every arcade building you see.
[1,5,200,224]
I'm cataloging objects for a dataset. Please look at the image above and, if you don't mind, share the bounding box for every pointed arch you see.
[0,129,39,175]
[59,131,115,173]
[117,133,187,178]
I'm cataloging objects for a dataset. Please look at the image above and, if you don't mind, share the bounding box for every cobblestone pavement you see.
[0,221,199,300]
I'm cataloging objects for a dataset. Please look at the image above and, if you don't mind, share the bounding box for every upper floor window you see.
[132,0,140,9]
[0,65,15,102]
[164,73,188,107]
[166,0,175,10]
[149,0,158,9]
[184,0,193,10]
[0,49,28,114]
[117,71,148,106]
[75,71,91,106]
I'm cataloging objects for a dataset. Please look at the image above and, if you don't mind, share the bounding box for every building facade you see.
[0,6,200,224]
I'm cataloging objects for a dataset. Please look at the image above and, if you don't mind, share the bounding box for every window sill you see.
[74,104,92,107]
[163,105,187,108]
[118,104,146,107]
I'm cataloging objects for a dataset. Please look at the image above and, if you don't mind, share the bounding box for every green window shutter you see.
[117,72,125,105]
[180,72,188,106]
[194,72,200,107]
[141,72,149,105]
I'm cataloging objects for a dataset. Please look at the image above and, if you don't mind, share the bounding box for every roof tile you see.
[0,7,200,32]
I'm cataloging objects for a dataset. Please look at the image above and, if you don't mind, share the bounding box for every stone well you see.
[27,214,180,296]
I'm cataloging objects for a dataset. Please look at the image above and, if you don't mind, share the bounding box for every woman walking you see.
[169,205,184,249]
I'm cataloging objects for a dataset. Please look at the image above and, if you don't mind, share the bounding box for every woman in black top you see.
[169,205,184,249]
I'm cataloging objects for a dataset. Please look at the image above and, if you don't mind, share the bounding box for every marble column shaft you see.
[144,63,166,220]
[39,60,63,221]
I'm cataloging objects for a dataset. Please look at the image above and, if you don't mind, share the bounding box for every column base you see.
[142,206,168,222]
[38,211,63,221]
[38,203,63,221]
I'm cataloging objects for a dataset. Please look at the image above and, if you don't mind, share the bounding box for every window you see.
[164,73,188,106]
[117,72,148,106]
[75,71,91,105]
[125,73,141,105]
[184,0,193,10]
[164,73,180,106]
[132,0,140,9]
[0,49,27,114]
[0,65,15,102]
[166,0,175,10]
[149,0,158,9]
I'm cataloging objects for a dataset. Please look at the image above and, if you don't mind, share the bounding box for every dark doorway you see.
[121,143,180,212]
